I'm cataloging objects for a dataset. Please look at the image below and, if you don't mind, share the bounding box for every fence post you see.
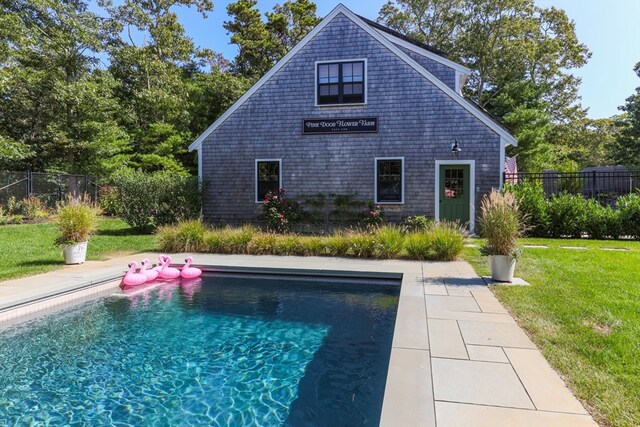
[58,174,62,202]
[592,171,597,199]
[26,170,31,196]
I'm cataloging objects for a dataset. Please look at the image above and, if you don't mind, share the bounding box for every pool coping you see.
[0,253,596,427]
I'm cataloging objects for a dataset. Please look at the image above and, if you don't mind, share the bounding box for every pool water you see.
[0,273,399,426]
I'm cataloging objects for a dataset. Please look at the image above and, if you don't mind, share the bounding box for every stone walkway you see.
[0,254,597,426]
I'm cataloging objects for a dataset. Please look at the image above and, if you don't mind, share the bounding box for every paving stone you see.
[428,319,468,359]
[523,245,548,249]
[466,345,509,363]
[600,247,629,251]
[505,348,588,414]
[435,401,598,427]
[458,320,536,349]
[471,290,509,314]
[560,246,588,250]
[444,286,471,296]
[431,358,534,409]
[380,349,435,427]
[443,277,486,287]
[426,295,481,313]
[392,296,429,350]
[424,283,448,295]
[427,309,516,324]
[482,276,531,286]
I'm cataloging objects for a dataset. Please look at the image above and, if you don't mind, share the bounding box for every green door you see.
[439,165,470,225]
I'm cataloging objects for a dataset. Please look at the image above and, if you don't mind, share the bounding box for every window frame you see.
[315,59,368,107]
[374,157,405,204]
[255,158,282,203]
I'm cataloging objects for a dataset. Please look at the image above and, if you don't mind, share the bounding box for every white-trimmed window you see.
[316,59,366,105]
[255,159,281,202]
[375,157,404,204]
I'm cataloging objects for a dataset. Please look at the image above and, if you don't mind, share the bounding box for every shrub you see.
[362,202,384,227]
[478,190,523,256]
[618,191,640,239]
[6,196,21,215]
[426,221,466,261]
[507,180,549,237]
[602,206,623,240]
[404,233,432,260]
[20,195,49,220]
[274,235,301,255]
[111,171,202,232]
[546,193,588,238]
[172,220,206,252]
[298,236,323,256]
[402,215,434,233]
[98,185,121,216]
[583,200,622,240]
[262,188,300,233]
[203,230,223,253]
[374,226,404,258]
[54,196,100,246]
[156,225,179,252]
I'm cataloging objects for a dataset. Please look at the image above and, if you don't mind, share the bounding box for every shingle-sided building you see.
[189,4,517,232]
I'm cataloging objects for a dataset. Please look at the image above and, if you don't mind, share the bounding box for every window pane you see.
[329,84,339,96]
[329,64,339,83]
[257,161,280,201]
[377,160,402,202]
[343,63,353,82]
[353,83,363,94]
[352,62,363,81]
[319,64,329,84]
[444,168,464,199]
[344,84,353,95]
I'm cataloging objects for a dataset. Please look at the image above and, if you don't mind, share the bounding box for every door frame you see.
[434,160,476,233]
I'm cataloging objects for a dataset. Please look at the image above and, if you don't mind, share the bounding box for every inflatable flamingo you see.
[181,257,202,279]
[158,255,181,279]
[122,262,148,287]
[139,258,159,281]
[152,255,167,272]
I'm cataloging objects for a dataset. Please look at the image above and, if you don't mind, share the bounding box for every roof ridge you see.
[356,15,449,58]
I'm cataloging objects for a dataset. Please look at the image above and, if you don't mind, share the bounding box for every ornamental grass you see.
[478,190,524,256]
[156,221,468,261]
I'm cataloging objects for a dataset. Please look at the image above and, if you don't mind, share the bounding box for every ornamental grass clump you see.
[54,196,100,246]
[173,220,207,252]
[404,232,432,260]
[479,190,523,256]
[374,226,404,258]
[426,221,466,261]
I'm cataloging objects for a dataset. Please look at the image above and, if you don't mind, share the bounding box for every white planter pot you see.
[489,255,516,282]
[63,241,88,265]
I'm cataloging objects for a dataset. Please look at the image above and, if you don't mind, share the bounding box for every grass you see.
[464,237,640,427]
[0,218,155,282]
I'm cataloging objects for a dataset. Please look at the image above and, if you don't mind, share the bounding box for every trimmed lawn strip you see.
[464,238,640,427]
[0,218,155,282]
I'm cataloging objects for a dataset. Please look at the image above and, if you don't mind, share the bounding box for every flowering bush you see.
[262,188,300,232]
[362,202,384,227]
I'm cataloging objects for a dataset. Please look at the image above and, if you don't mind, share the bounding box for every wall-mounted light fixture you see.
[451,139,461,157]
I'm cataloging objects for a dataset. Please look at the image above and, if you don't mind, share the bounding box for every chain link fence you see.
[0,171,99,206]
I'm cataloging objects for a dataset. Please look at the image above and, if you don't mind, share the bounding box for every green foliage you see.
[262,188,301,232]
[612,62,640,167]
[427,221,466,261]
[172,220,207,252]
[374,226,405,258]
[507,180,549,237]
[111,171,202,231]
[583,200,623,240]
[20,195,49,220]
[54,196,100,246]
[247,233,278,254]
[98,185,122,216]
[479,190,524,256]
[618,191,640,240]
[347,231,377,258]
[546,193,588,238]
[404,233,432,260]
[402,215,434,233]
[362,203,385,227]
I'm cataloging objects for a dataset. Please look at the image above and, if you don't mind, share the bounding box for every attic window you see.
[317,60,365,105]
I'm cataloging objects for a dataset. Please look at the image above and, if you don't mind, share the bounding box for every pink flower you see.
[265,197,270,203]
[273,196,278,201]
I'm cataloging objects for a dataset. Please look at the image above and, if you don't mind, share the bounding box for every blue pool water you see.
[0,273,399,426]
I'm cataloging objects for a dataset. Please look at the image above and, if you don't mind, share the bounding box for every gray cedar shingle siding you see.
[201,13,501,224]
[394,45,458,90]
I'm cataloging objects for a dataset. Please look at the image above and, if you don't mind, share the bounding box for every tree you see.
[0,0,127,175]
[224,0,319,80]
[613,62,640,166]
[377,0,591,171]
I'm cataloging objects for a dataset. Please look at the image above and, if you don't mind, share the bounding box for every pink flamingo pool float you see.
[122,262,148,286]
[181,257,202,278]
[139,258,159,281]
[157,255,181,279]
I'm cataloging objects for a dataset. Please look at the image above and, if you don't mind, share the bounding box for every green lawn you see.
[0,218,156,282]
[464,238,640,427]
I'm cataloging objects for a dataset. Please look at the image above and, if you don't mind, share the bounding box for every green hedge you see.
[156,221,467,261]
[508,181,640,240]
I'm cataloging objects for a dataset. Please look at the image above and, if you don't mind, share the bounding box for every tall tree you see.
[377,0,591,171]
[0,0,127,175]
[101,0,215,175]
[613,62,640,166]
[224,0,319,80]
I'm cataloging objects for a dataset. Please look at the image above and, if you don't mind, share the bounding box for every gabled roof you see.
[189,3,516,151]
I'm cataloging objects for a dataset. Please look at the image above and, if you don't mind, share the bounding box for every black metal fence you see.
[504,170,640,205]
[0,170,99,206]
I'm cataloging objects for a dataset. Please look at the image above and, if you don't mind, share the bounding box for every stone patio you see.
[0,254,597,426]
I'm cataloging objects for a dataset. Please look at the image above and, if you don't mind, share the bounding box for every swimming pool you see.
[0,272,399,426]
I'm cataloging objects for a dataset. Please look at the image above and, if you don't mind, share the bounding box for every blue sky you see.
[175,0,640,119]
